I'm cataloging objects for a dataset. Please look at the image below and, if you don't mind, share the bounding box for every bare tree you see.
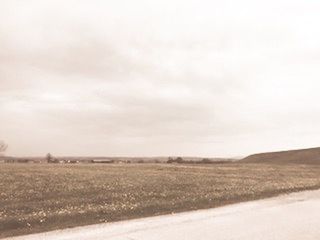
[46,153,53,163]
[0,141,8,154]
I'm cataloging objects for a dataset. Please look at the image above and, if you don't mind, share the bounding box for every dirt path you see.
[4,189,320,240]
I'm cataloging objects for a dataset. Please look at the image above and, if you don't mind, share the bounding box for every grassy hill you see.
[241,147,320,164]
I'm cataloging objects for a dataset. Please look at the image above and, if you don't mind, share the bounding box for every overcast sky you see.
[1,0,320,157]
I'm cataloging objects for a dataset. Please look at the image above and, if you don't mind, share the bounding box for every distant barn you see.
[4,158,29,163]
[91,159,114,164]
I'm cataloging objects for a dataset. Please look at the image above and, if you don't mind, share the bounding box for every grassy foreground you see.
[1,163,320,238]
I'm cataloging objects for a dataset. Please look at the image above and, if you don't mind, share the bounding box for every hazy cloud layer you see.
[1,0,320,157]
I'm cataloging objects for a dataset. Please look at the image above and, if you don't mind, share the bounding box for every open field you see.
[1,163,320,238]
[5,190,320,240]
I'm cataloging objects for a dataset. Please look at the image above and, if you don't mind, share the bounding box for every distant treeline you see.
[167,157,231,164]
[0,155,233,164]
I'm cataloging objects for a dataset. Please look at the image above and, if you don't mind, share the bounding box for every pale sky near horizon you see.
[1,0,320,157]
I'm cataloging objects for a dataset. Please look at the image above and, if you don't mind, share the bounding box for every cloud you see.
[1,0,320,156]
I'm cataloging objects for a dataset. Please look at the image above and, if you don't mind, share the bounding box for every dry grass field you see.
[1,163,320,238]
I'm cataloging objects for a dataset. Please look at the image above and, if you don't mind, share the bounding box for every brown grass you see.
[241,147,320,164]
[1,163,320,238]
